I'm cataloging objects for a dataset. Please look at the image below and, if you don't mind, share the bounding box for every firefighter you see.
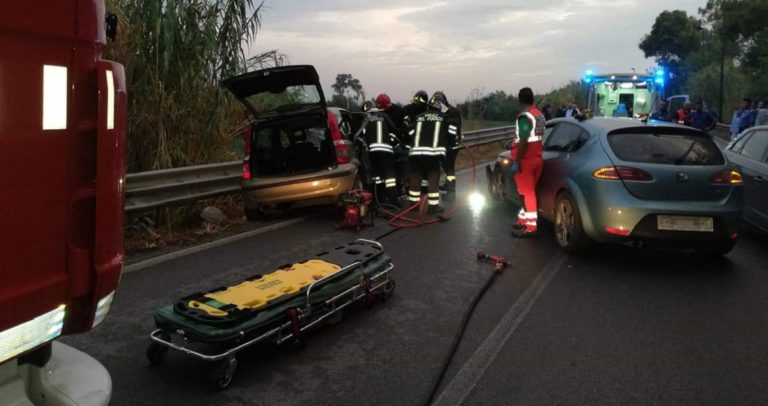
[354,104,400,206]
[510,87,545,238]
[407,92,449,214]
[376,94,407,196]
[377,93,405,132]
[404,90,429,130]
[399,90,429,193]
[436,92,462,201]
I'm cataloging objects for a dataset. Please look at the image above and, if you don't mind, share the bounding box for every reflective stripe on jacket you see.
[409,111,447,157]
[512,106,545,159]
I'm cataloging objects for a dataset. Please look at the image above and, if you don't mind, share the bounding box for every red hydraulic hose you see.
[377,141,478,229]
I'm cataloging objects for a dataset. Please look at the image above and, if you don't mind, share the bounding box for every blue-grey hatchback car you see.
[487,118,743,255]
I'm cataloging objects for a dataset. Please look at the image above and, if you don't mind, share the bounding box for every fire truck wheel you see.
[212,357,238,389]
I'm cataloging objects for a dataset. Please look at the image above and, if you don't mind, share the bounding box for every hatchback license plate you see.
[657,215,714,232]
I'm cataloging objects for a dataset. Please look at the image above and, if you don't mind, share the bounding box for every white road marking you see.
[433,252,568,405]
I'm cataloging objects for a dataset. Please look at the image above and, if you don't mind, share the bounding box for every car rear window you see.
[608,131,725,166]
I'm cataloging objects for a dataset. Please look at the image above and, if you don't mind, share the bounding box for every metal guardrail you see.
[124,126,513,213]
[462,126,515,147]
[125,161,241,213]
[714,123,731,141]
[124,121,741,213]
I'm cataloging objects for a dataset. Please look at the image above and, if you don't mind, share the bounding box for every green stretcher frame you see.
[153,253,392,344]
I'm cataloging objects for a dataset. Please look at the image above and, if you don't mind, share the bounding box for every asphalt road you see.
[63,165,768,406]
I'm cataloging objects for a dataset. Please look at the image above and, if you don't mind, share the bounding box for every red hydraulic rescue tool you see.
[476,251,512,272]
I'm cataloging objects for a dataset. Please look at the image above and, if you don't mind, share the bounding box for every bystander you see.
[733,98,756,137]
[650,100,671,122]
[687,101,717,132]
[755,101,768,126]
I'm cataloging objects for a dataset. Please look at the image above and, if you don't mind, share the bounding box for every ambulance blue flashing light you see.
[584,70,594,84]
[654,68,665,87]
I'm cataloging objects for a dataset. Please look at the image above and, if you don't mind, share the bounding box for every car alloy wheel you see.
[553,192,590,254]
[555,197,576,248]
[486,166,504,202]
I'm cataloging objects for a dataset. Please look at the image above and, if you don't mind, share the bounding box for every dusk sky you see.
[252,1,703,105]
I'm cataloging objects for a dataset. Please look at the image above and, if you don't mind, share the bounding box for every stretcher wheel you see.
[327,309,344,326]
[381,279,396,302]
[212,357,237,389]
[146,331,171,365]
[288,337,306,352]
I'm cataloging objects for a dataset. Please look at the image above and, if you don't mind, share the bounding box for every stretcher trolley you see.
[146,239,395,389]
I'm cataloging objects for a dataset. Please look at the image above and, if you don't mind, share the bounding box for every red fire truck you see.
[0,1,126,403]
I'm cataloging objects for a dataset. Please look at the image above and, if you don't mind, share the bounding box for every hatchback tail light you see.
[709,169,742,185]
[605,226,631,236]
[593,166,653,181]
[243,125,252,180]
[327,111,350,164]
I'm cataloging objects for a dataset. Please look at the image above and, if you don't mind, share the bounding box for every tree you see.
[639,10,702,63]
[701,0,768,101]
[639,10,703,96]
[688,62,749,117]
[104,0,284,171]
[330,73,365,110]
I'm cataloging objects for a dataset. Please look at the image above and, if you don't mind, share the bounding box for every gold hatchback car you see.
[223,65,362,221]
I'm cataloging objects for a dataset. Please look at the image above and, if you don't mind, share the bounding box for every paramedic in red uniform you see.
[510,87,545,238]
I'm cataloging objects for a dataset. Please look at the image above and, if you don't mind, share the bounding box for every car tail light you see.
[593,166,653,181]
[328,111,350,164]
[709,169,742,185]
[605,226,631,236]
[243,125,252,180]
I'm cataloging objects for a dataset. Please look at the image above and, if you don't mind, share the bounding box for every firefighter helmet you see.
[413,90,428,105]
[429,91,448,111]
[375,93,392,109]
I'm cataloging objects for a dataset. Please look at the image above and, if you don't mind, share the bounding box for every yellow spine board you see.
[188,260,342,316]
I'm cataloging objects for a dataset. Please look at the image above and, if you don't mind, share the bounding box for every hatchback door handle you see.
[755,175,765,183]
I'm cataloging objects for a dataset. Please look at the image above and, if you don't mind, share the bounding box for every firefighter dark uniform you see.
[407,97,448,214]
[403,90,428,130]
[441,103,462,201]
[400,91,428,192]
[511,105,545,236]
[357,109,399,205]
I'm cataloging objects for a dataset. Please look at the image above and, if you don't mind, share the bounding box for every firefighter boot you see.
[386,188,400,207]
[444,180,456,202]
[428,204,445,215]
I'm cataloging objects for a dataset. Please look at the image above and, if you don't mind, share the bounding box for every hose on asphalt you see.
[366,141,499,405]
[364,142,500,405]
[422,263,500,405]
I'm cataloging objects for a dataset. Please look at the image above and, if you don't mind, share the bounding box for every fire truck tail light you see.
[92,291,116,328]
[106,70,115,130]
[0,305,66,364]
[42,65,68,130]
